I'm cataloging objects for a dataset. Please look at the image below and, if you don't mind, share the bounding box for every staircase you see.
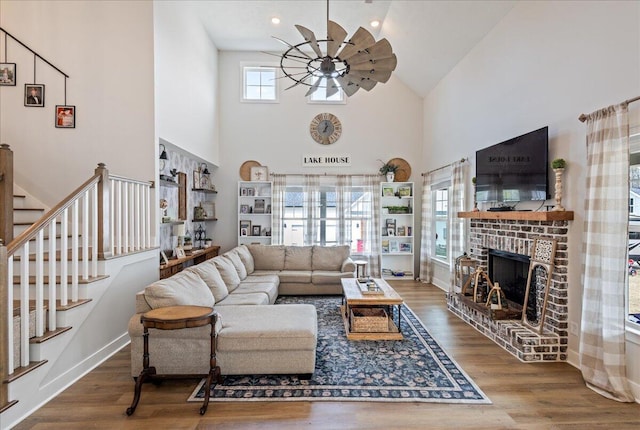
[0,144,159,428]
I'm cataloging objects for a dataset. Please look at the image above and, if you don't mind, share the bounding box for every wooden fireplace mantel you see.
[458,211,574,221]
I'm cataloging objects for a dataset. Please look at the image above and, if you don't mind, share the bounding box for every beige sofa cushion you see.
[284,246,312,270]
[311,270,353,285]
[235,245,255,274]
[187,261,228,303]
[213,256,241,292]
[224,251,248,280]
[233,282,279,304]
[144,270,214,309]
[312,245,350,271]
[216,292,270,306]
[248,244,285,271]
[278,270,312,284]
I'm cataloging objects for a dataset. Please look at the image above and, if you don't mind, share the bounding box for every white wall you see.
[153,1,220,166]
[215,50,423,252]
[0,0,155,207]
[423,0,640,395]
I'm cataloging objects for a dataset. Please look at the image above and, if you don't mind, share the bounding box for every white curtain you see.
[271,174,286,244]
[579,103,634,402]
[449,160,467,290]
[362,174,382,277]
[336,175,352,245]
[419,172,434,283]
[303,175,320,246]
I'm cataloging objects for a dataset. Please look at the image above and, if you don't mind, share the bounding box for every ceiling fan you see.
[273,0,397,98]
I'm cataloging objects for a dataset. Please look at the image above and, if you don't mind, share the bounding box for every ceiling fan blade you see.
[327,20,347,58]
[295,25,323,58]
[272,36,313,60]
[349,69,392,84]
[336,75,361,97]
[349,54,397,72]
[326,79,339,98]
[344,38,393,66]
[283,72,313,91]
[337,27,376,60]
[305,77,323,96]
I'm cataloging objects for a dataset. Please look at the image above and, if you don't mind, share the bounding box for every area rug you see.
[188,296,490,404]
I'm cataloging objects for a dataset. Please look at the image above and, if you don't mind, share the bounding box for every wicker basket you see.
[350,308,388,332]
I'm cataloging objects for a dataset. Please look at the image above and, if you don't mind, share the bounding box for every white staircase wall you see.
[2,250,158,429]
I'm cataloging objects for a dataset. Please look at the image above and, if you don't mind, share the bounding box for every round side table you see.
[354,260,368,279]
[126,305,221,416]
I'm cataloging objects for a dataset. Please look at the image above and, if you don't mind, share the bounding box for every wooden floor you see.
[13,282,640,429]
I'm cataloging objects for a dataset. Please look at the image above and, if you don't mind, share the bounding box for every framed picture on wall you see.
[55,105,76,128]
[0,63,16,86]
[24,84,45,107]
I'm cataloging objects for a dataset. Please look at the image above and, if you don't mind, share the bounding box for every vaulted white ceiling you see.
[193,0,516,98]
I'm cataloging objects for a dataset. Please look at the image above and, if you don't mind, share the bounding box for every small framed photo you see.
[400,243,412,253]
[160,250,169,265]
[55,105,76,128]
[398,186,411,197]
[25,84,45,107]
[252,225,261,236]
[0,63,16,86]
[247,187,255,196]
[240,187,247,196]
[240,228,248,236]
[383,187,394,197]
[396,226,405,236]
[240,204,250,214]
[174,247,186,259]
[250,166,268,181]
[239,220,251,235]
[389,240,399,253]
[193,171,201,189]
[387,227,395,236]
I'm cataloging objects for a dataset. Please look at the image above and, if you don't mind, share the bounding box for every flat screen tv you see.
[475,126,549,203]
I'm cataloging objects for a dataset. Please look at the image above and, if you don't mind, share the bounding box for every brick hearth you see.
[448,212,573,362]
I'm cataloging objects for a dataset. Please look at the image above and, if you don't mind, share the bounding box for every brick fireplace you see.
[447,211,573,362]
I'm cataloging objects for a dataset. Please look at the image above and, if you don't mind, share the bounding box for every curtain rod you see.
[578,95,640,122]
[270,173,378,178]
[421,158,468,176]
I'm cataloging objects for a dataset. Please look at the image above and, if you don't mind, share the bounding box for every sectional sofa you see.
[128,244,356,378]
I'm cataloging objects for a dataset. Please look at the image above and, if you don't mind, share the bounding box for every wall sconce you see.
[159,143,168,176]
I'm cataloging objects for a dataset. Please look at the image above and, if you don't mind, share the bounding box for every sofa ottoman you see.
[215,304,318,376]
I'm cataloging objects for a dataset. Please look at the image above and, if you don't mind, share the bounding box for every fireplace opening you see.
[488,249,537,321]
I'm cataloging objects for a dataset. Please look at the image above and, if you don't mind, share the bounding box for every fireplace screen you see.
[488,249,537,321]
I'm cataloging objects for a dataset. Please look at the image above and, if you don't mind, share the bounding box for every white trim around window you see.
[241,63,279,103]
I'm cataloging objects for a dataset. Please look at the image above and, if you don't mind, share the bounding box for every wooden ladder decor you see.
[521,238,558,334]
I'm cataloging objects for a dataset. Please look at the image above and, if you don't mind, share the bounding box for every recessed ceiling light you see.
[271,17,281,25]
[370,20,380,28]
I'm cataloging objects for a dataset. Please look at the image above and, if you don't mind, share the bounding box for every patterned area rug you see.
[188,296,490,403]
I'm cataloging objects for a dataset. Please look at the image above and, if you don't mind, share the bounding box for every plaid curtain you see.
[448,160,467,291]
[303,175,320,245]
[419,172,434,283]
[580,103,634,402]
[271,174,286,244]
[336,175,352,245]
[362,174,382,277]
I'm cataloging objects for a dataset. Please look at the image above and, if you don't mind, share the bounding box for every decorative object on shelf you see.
[251,165,269,181]
[252,225,262,236]
[193,170,200,189]
[0,62,16,86]
[160,250,169,265]
[204,237,212,248]
[461,267,495,304]
[272,0,396,98]
[159,143,168,177]
[193,223,206,248]
[551,158,566,212]
[239,160,261,181]
[173,223,186,247]
[202,201,216,219]
[174,247,186,259]
[378,159,398,182]
[454,253,478,294]
[309,112,342,145]
[24,83,44,107]
[160,198,169,222]
[387,157,412,182]
[55,105,75,128]
[472,177,479,212]
[194,204,206,220]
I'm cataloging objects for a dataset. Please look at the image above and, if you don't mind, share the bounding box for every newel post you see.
[95,163,112,259]
[0,144,14,245]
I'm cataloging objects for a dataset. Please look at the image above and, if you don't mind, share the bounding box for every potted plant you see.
[204,237,212,248]
[378,160,398,182]
[551,159,566,211]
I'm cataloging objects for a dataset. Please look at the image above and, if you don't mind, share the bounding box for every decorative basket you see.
[350,308,388,332]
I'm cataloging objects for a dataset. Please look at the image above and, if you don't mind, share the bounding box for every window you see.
[434,187,449,261]
[281,184,373,255]
[628,128,640,326]
[242,66,278,102]
[307,82,346,104]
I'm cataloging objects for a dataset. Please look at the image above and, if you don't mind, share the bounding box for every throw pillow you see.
[213,256,241,292]
[235,245,255,274]
[284,246,313,270]
[312,245,350,271]
[224,250,248,280]
[144,270,214,309]
[188,261,229,303]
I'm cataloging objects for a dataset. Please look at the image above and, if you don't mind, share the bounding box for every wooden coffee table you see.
[341,278,404,340]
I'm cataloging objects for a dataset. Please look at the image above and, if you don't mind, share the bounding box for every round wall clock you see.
[310,113,342,145]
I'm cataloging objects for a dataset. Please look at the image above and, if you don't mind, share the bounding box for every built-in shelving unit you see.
[380,181,414,280]
[238,181,272,245]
